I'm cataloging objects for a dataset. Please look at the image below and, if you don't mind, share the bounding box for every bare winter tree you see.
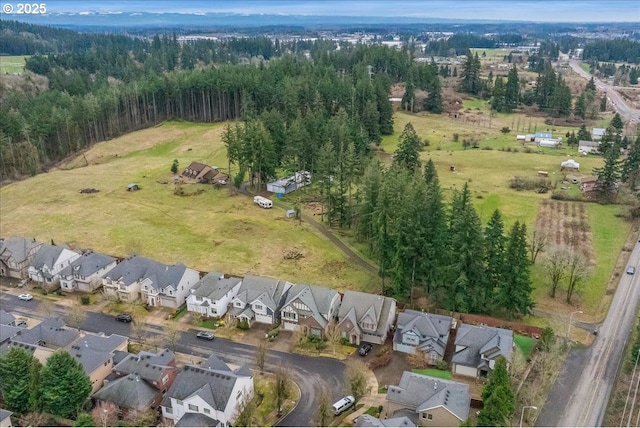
[566,249,588,303]
[255,339,268,374]
[67,306,88,330]
[530,225,549,264]
[164,321,181,351]
[544,246,569,298]
[345,359,371,404]
[324,320,342,355]
[274,366,293,417]
[38,299,56,318]
[92,401,118,427]
[315,385,333,427]
[234,391,260,427]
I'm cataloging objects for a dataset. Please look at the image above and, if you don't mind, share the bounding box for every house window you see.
[283,311,296,320]
[235,301,243,307]
[196,296,203,302]
[422,413,433,420]
[162,374,169,384]
[254,304,263,311]
[188,404,198,412]
[177,400,183,405]
[204,408,210,415]
[165,407,173,414]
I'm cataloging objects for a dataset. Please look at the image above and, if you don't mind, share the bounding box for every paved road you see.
[0,294,346,427]
[538,235,640,426]
[568,59,640,125]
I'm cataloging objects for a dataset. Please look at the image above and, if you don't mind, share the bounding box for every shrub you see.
[368,352,392,370]
[237,319,250,330]
[501,127,511,134]
[340,337,351,346]
[453,133,459,142]
[268,326,280,337]
[436,360,449,370]
[80,296,90,305]
[509,176,552,192]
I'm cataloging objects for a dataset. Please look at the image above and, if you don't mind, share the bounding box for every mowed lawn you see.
[380,110,632,315]
[0,55,28,73]
[0,121,378,292]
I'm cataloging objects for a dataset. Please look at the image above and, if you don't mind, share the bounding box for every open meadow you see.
[380,110,633,318]
[0,121,378,292]
[0,55,28,74]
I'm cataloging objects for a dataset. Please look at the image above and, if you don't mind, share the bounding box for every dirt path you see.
[238,185,379,277]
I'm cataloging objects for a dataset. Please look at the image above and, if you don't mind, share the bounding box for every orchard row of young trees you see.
[350,125,533,318]
[0,347,91,420]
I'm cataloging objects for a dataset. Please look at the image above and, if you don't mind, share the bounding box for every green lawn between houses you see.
[514,334,537,359]
[412,368,453,380]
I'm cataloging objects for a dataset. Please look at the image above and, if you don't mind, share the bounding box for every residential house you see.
[228,275,293,327]
[95,349,176,415]
[0,409,12,428]
[28,244,81,287]
[0,310,16,327]
[336,290,397,345]
[186,272,242,318]
[6,318,80,363]
[67,333,129,394]
[451,324,513,378]
[355,414,415,427]
[102,255,199,307]
[0,237,42,279]
[279,283,340,336]
[266,171,311,195]
[161,355,254,427]
[59,251,117,293]
[386,372,470,427]
[578,140,600,155]
[183,162,210,180]
[393,310,453,364]
[592,128,606,141]
[533,132,552,143]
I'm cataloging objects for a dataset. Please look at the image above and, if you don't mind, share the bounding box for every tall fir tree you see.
[621,135,640,189]
[39,351,92,419]
[593,145,622,204]
[0,347,42,414]
[393,123,422,173]
[491,77,506,112]
[498,222,534,318]
[484,209,507,311]
[576,124,591,141]
[422,162,448,295]
[504,64,520,112]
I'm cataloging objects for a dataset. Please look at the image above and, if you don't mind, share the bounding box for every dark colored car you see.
[359,343,373,356]
[196,331,215,340]
[115,313,133,323]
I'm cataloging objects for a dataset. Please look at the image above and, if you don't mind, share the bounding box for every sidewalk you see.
[343,364,384,425]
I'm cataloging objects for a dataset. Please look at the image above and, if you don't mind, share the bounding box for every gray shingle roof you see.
[191,272,242,301]
[452,324,514,368]
[386,372,470,421]
[68,333,128,374]
[0,237,41,263]
[11,318,79,348]
[103,255,186,289]
[114,349,175,383]
[200,355,231,372]
[282,284,338,328]
[237,275,291,310]
[0,309,16,326]
[175,412,221,427]
[394,310,452,356]
[355,414,416,427]
[0,409,13,423]
[161,365,239,412]
[31,244,70,270]
[0,325,24,343]
[94,374,160,411]
[59,251,116,277]
[338,291,396,336]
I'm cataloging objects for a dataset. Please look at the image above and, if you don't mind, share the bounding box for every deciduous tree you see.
[345,360,370,404]
[544,247,569,298]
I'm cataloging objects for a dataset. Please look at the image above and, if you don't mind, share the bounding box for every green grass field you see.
[470,48,511,60]
[0,56,28,74]
[514,334,536,359]
[412,368,453,380]
[0,121,378,293]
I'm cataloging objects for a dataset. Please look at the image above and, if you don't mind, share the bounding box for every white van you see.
[332,395,354,415]
[253,196,273,209]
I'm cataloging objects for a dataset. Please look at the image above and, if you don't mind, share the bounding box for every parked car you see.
[18,293,33,301]
[196,331,214,340]
[115,313,133,323]
[358,343,373,357]
[332,395,355,415]
[627,266,636,275]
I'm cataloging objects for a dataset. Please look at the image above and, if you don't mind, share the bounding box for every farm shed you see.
[592,128,606,141]
[580,176,598,193]
[538,138,562,148]
[560,159,580,170]
[534,132,553,143]
[266,171,311,195]
[578,140,599,155]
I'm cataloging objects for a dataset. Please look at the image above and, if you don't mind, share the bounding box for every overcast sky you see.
[44,1,638,22]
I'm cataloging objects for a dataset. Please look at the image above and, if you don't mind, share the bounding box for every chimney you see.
[434,381,438,390]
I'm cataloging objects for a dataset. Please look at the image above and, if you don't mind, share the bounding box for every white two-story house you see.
[59,251,117,293]
[28,244,81,287]
[228,275,293,327]
[161,355,253,427]
[102,255,198,306]
[186,272,242,318]
[280,284,340,337]
[337,290,397,345]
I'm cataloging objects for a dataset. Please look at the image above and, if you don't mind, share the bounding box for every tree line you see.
[582,38,640,64]
[353,125,533,319]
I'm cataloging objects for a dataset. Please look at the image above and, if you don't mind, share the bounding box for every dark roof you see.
[200,355,231,372]
[11,318,79,348]
[113,350,133,365]
[355,414,416,427]
[191,272,242,301]
[114,349,175,383]
[282,284,338,328]
[394,310,452,356]
[103,255,187,290]
[0,237,41,262]
[0,325,24,343]
[94,374,160,411]
[31,244,71,270]
[236,275,291,310]
[452,324,513,368]
[59,251,116,277]
[386,372,470,421]
[0,309,16,326]
[175,412,221,427]
[338,291,396,337]
[68,333,128,374]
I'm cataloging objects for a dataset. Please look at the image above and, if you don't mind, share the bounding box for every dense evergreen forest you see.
[582,38,640,64]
